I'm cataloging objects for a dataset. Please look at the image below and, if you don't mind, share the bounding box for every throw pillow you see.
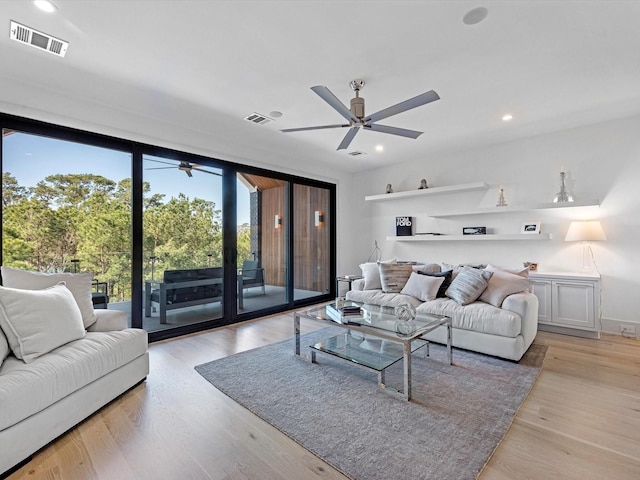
[441,262,486,281]
[378,262,413,293]
[400,272,445,302]
[445,266,493,306]
[440,262,465,280]
[412,263,441,274]
[417,270,453,298]
[485,264,530,278]
[359,258,396,290]
[479,267,531,307]
[0,266,96,329]
[0,328,9,368]
[0,283,86,363]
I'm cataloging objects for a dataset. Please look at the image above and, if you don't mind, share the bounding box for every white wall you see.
[342,114,640,330]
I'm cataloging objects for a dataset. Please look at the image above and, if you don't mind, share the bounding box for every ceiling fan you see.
[281,80,440,151]
[145,159,221,177]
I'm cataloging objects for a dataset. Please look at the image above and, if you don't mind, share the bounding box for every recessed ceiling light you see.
[463,7,488,25]
[269,111,283,118]
[502,114,513,122]
[375,145,384,152]
[34,0,57,13]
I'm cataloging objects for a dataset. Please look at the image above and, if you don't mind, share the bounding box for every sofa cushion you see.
[416,298,522,338]
[400,272,444,302]
[378,262,413,293]
[0,328,148,431]
[359,259,395,290]
[479,266,531,307]
[345,289,423,309]
[0,283,86,363]
[445,267,493,305]
[418,270,453,298]
[1,267,97,329]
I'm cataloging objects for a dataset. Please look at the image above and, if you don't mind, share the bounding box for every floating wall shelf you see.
[387,234,553,242]
[365,182,489,202]
[428,199,600,217]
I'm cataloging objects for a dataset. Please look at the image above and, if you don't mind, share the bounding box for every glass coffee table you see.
[294,302,452,401]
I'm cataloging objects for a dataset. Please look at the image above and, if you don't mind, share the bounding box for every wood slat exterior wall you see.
[261,185,286,287]
[259,183,330,292]
[293,184,330,293]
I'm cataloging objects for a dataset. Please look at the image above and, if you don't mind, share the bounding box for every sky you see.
[3,131,251,225]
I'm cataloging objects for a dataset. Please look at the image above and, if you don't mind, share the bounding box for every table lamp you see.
[564,220,606,271]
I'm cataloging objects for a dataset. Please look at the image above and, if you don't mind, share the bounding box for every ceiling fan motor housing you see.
[350,96,365,120]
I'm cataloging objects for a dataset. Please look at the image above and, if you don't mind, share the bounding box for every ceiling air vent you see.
[244,112,273,125]
[348,151,366,156]
[9,20,68,57]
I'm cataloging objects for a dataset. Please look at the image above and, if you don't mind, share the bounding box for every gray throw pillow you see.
[378,262,413,293]
[445,266,493,305]
[479,266,531,307]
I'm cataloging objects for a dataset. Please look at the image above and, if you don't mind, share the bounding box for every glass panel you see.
[142,155,223,332]
[2,129,132,320]
[236,172,288,313]
[310,332,428,371]
[293,184,330,300]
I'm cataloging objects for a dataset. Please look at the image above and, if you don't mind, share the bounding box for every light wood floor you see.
[6,311,640,480]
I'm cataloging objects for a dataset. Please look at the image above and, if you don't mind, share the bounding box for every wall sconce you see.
[274,214,282,229]
[314,210,324,226]
[564,220,606,271]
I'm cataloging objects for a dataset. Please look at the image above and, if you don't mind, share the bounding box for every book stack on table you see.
[326,303,364,324]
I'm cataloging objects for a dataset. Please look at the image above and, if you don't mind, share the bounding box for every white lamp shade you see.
[564,221,607,242]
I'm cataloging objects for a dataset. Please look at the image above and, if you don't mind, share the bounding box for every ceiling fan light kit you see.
[281,79,440,151]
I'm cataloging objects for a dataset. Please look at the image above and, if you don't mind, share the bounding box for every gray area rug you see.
[195,328,546,480]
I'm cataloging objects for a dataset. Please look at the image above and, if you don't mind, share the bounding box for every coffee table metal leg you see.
[447,322,453,365]
[378,369,385,389]
[294,313,301,356]
[403,342,411,401]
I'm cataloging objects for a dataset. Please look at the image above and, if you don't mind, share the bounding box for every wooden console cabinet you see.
[529,272,601,339]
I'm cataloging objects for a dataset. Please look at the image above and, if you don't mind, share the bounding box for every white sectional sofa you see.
[346,262,539,361]
[0,268,149,476]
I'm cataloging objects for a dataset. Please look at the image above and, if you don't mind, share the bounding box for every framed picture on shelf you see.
[520,222,541,234]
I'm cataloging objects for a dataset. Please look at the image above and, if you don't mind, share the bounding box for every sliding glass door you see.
[1,114,336,342]
[1,129,132,314]
[141,154,224,332]
[293,184,331,301]
[236,172,288,314]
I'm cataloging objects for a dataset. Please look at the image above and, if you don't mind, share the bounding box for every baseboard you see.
[538,324,600,339]
[600,317,640,339]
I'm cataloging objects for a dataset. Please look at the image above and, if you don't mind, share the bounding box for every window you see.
[1,116,336,342]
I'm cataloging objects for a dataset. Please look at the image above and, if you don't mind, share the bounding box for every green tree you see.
[2,172,28,206]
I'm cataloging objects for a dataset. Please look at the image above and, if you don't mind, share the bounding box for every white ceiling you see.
[2,1,640,174]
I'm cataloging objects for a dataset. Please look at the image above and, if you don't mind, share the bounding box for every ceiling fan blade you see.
[185,169,193,177]
[145,166,176,170]
[281,124,350,133]
[365,123,423,139]
[146,158,178,166]
[364,90,440,124]
[311,86,359,123]
[337,127,359,150]
[192,167,222,176]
